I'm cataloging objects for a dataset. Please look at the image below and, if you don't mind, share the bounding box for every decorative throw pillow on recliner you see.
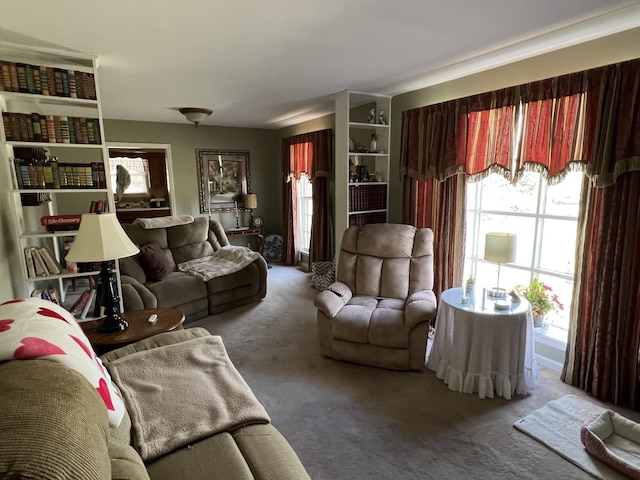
[138,242,171,281]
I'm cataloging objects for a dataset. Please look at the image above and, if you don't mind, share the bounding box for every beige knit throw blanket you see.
[178,245,261,281]
[107,335,270,461]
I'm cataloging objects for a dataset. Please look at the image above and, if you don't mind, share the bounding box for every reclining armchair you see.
[314,223,437,371]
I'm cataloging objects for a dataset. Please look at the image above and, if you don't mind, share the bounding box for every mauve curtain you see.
[400,88,516,295]
[308,129,333,263]
[400,87,517,183]
[281,129,333,266]
[561,59,640,407]
[403,174,465,297]
[517,72,587,182]
[562,172,640,407]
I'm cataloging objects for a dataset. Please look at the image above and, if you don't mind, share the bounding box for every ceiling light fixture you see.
[179,107,213,127]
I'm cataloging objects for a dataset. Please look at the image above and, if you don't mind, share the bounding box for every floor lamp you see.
[484,232,517,299]
[65,213,139,332]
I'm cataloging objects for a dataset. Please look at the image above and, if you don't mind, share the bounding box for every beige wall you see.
[388,27,640,222]
[103,120,281,237]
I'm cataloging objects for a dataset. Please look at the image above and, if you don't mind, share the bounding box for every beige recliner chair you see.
[314,223,437,371]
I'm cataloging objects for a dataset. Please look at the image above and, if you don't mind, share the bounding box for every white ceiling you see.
[2,0,640,129]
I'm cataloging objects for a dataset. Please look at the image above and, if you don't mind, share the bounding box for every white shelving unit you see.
[335,90,391,250]
[0,42,114,311]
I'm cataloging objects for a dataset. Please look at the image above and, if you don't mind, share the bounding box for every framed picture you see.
[196,149,251,213]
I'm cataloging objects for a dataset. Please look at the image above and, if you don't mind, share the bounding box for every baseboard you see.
[536,354,563,372]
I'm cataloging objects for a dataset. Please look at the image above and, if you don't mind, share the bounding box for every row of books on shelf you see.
[348,183,387,212]
[2,112,101,144]
[13,158,107,189]
[348,212,387,227]
[0,60,97,99]
[31,286,98,320]
[24,246,64,278]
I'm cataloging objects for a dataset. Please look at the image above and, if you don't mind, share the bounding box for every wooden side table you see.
[225,227,264,255]
[81,307,185,355]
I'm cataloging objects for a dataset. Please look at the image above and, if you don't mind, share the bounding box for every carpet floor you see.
[514,395,630,480]
[189,264,640,480]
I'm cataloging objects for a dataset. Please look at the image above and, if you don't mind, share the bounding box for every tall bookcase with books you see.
[335,91,391,250]
[0,42,115,317]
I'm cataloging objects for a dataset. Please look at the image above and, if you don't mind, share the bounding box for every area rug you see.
[514,394,629,480]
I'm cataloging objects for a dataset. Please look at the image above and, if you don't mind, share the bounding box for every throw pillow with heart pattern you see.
[0,297,125,427]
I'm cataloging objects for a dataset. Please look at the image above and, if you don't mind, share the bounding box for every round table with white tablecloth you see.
[427,287,538,399]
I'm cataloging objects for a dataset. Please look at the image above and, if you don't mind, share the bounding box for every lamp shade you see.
[179,107,212,126]
[66,213,139,262]
[245,193,258,209]
[484,232,517,263]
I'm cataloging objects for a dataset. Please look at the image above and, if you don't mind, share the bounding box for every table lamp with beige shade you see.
[484,232,517,299]
[65,213,139,332]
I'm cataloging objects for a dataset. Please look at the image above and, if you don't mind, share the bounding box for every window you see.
[109,157,150,195]
[297,174,312,254]
[464,170,582,341]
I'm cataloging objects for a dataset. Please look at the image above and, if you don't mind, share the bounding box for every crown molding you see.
[389,3,640,95]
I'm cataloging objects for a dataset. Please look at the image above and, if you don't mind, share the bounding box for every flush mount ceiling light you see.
[179,107,213,127]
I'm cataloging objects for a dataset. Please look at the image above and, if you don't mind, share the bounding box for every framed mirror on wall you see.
[197,149,251,213]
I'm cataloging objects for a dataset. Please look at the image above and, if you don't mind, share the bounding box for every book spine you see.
[46,115,56,143]
[68,116,76,144]
[31,112,42,142]
[40,116,49,142]
[25,114,35,141]
[34,159,45,188]
[59,116,70,143]
[8,63,19,92]
[97,162,106,188]
[39,65,49,95]
[43,158,54,188]
[50,157,60,189]
[16,63,28,93]
[24,64,36,93]
[24,247,36,278]
[39,246,62,274]
[31,247,49,276]
[53,116,62,143]
[0,62,10,91]
[47,67,56,96]
[68,69,77,98]
[2,112,13,141]
[54,69,64,96]
[0,61,5,91]
[33,67,41,94]
[80,289,96,319]
[61,70,70,97]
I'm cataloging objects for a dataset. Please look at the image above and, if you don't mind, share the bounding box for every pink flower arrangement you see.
[515,278,564,318]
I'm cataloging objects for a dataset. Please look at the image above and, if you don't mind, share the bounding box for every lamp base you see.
[487,287,508,299]
[97,313,128,333]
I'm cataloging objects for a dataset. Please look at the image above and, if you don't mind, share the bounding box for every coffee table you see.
[81,307,185,355]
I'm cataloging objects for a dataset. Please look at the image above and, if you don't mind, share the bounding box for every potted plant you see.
[465,275,475,296]
[514,278,564,327]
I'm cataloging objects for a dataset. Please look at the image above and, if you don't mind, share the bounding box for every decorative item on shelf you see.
[349,136,356,152]
[251,215,264,228]
[484,232,517,299]
[367,108,376,124]
[514,278,564,327]
[370,133,377,153]
[357,165,369,182]
[179,107,213,127]
[378,109,387,125]
[65,213,139,333]
[374,171,384,182]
